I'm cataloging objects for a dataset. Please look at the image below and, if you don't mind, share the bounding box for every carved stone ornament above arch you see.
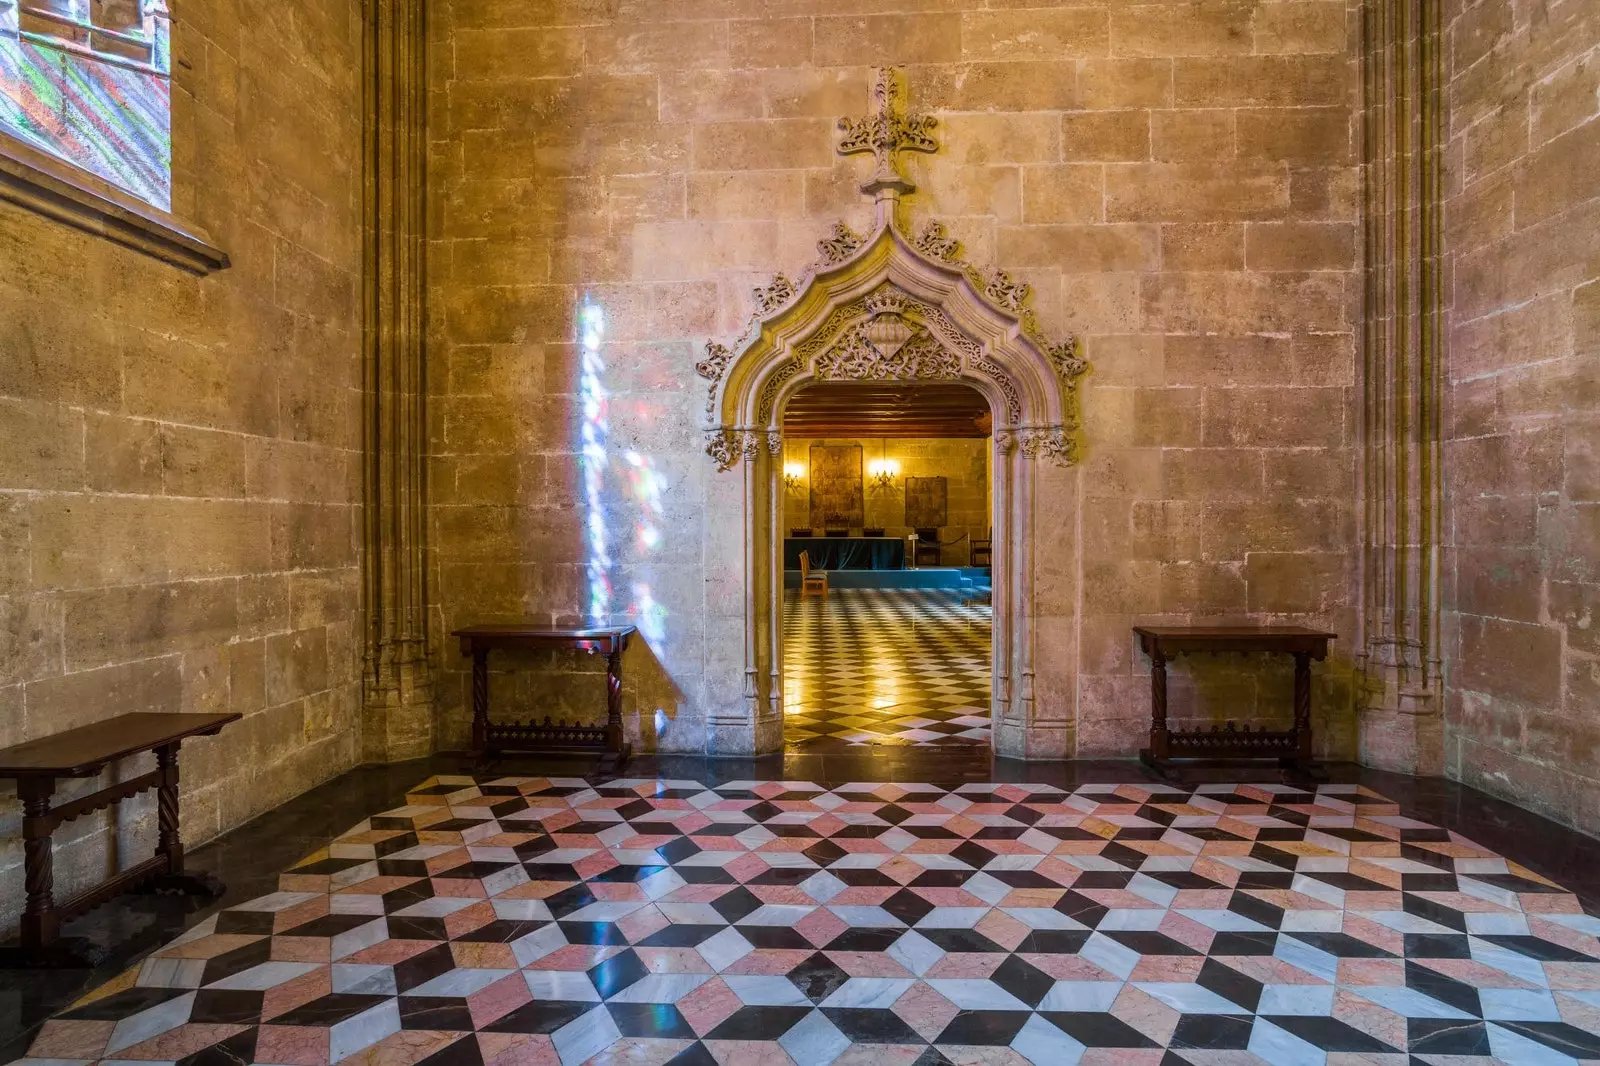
[695,68,1087,474]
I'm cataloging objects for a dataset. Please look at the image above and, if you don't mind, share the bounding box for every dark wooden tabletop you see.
[453,623,638,655]
[0,712,242,778]
[453,624,638,639]
[1133,626,1336,640]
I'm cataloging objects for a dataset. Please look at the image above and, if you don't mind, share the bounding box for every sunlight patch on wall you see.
[579,301,613,627]
[577,298,672,646]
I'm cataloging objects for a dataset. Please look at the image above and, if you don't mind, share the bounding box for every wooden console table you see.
[453,624,636,771]
[1134,626,1335,780]
[0,711,240,966]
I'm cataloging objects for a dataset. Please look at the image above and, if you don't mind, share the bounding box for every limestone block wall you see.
[1442,0,1600,828]
[0,1,366,931]
[782,436,990,564]
[426,0,1364,756]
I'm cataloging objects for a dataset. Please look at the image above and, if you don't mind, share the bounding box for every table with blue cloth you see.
[784,537,905,570]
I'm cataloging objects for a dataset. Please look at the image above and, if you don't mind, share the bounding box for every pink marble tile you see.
[262,967,334,1021]
[1156,912,1215,954]
[825,950,912,977]
[26,1019,115,1059]
[1546,962,1600,990]
[926,953,1002,979]
[1331,989,1408,1050]
[1110,984,1180,1045]
[528,945,627,970]
[617,905,671,944]
[1338,958,1406,986]
[345,939,439,966]
[354,1028,467,1066]
[830,886,897,907]
[442,902,497,939]
[1129,955,1205,982]
[1017,953,1119,981]
[255,1024,332,1066]
[723,854,769,883]
[116,1023,249,1060]
[450,940,517,970]
[468,973,533,1030]
[721,949,813,975]
[795,907,849,947]
[156,932,267,959]
[678,977,741,1036]
[635,947,715,974]
[748,884,812,905]
[935,1046,1032,1066]
[831,1044,925,1066]
[973,909,1028,951]
[477,1032,561,1066]
[584,1037,693,1066]
[702,1039,795,1066]
[892,981,958,1042]
[271,936,333,964]
[573,854,621,881]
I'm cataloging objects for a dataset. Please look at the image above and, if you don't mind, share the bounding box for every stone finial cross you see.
[838,68,938,203]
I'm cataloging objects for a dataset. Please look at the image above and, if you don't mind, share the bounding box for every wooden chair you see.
[971,528,992,567]
[799,550,829,597]
[914,528,942,568]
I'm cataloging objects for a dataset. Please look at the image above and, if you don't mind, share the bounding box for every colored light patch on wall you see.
[0,35,171,209]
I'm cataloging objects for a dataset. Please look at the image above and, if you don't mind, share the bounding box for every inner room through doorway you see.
[779,383,995,753]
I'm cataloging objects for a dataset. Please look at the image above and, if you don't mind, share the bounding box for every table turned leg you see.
[470,647,490,759]
[156,742,182,874]
[1293,651,1314,768]
[1149,653,1171,763]
[148,742,224,899]
[602,644,631,772]
[19,777,58,953]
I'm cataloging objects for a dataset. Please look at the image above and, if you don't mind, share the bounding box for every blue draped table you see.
[785,537,905,571]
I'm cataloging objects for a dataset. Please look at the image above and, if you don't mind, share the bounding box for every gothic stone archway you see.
[694,70,1086,760]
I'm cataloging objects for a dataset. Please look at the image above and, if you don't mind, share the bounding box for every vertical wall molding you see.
[360,0,431,761]
[1358,0,1445,773]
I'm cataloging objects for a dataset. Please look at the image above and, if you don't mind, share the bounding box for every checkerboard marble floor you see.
[783,589,991,752]
[19,775,1600,1066]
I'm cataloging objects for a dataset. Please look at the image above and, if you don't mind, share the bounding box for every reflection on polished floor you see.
[783,589,991,753]
[13,768,1600,1066]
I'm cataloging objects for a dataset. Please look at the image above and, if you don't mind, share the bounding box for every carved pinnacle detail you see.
[914,220,962,263]
[838,68,939,200]
[752,275,796,314]
[984,269,1029,313]
[816,222,865,265]
[696,341,733,383]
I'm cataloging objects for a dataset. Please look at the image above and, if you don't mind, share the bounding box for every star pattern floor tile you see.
[784,589,991,752]
[17,776,1600,1066]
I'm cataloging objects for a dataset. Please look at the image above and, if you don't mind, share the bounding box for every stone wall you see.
[0,0,365,930]
[1442,0,1599,827]
[783,437,989,565]
[427,0,1364,755]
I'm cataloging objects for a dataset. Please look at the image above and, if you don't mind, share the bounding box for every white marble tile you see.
[523,971,602,1002]
[553,1005,622,1066]
[778,1008,850,1066]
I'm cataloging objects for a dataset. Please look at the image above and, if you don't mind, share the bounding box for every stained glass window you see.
[0,0,171,210]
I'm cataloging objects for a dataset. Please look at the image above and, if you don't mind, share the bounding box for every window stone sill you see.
[0,132,229,275]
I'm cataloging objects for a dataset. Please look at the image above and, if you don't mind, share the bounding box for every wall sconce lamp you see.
[867,458,899,488]
[783,462,805,490]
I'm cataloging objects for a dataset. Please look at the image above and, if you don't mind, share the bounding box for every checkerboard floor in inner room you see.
[783,589,991,752]
[21,776,1600,1066]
